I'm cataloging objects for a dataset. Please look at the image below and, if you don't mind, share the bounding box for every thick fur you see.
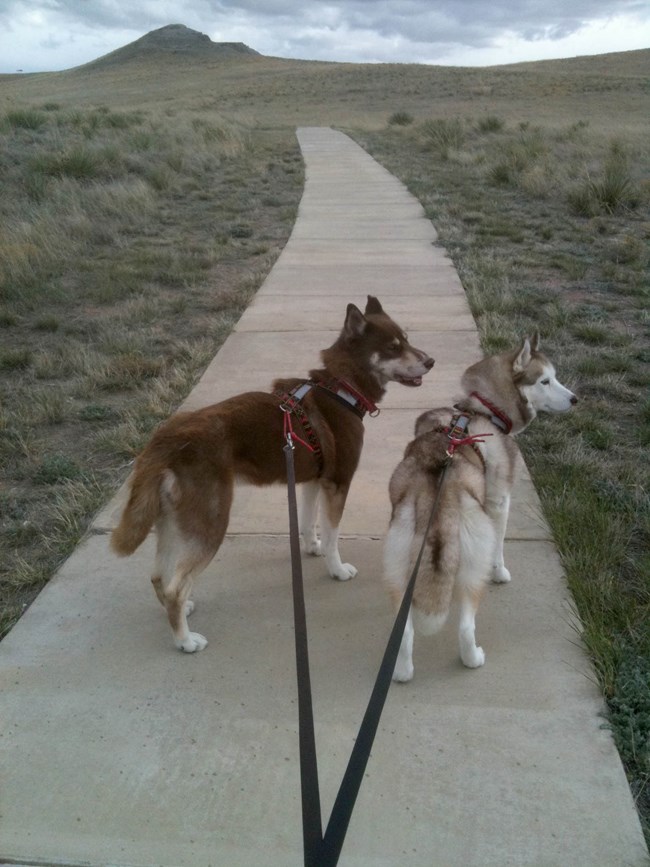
[111,296,434,652]
[383,334,577,680]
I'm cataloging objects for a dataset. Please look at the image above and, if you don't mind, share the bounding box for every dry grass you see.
[2,46,648,131]
[0,101,302,632]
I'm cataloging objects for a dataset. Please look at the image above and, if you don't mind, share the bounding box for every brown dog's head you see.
[342,296,434,387]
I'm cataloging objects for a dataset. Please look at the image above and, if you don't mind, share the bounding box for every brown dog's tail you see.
[111,461,168,556]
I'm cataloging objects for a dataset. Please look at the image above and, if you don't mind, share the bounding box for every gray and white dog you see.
[383,334,577,680]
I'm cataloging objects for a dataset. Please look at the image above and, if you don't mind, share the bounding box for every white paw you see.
[302,538,322,556]
[184,600,195,616]
[492,565,512,584]
[461,646,485,669]
[392,661,414,682]
[330,562,358,581]
[176,632,208,653]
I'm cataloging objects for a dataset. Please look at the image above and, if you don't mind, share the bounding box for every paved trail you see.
[1,128,646,866]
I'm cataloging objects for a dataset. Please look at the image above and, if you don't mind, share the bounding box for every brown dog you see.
[111,297,434,652]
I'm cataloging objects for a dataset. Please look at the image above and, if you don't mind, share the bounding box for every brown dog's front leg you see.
[319,480,357,580]
[299,479,322,556]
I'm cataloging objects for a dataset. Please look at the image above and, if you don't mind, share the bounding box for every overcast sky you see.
[1,1,649,74]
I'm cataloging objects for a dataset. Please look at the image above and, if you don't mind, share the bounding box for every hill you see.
[81,24,259,70]
[0,24,647,132]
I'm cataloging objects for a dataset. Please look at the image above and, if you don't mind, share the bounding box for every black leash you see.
[284,436,324,865]
[284,432,449,866]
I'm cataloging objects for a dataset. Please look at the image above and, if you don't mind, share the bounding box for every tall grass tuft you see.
[30,146,102,181]
[419,117,465,159]
[5,109,47,130]
[568,142,640,216]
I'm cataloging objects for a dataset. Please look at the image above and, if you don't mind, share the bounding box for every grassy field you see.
[1,37,648,839]
[0,102,303,633]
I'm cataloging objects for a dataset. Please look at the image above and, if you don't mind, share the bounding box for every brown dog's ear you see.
[344,303,367,337]
[531,331,541,352]
[513,337,532,374]
[365,296,383,315]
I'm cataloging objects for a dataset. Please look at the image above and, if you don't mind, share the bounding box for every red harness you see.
[275,378,378,471]
[444,412,491,466]
[276,382,324,470]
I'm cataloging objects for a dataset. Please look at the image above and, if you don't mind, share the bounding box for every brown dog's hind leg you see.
[155,478,233,652]
[151,513,194,615]
[163,553,212,653]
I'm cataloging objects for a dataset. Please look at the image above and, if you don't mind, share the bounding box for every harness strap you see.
[314,378,379,418]
[430,412,490,470]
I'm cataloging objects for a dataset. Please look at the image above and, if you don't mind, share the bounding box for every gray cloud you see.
[1,0,649,72]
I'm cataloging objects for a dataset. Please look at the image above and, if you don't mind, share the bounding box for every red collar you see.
[469,392,512,434]
[314,378,379,419]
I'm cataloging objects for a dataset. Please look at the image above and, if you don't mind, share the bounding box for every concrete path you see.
[1,128,647,867]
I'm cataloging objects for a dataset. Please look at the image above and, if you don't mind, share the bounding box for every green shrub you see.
[79,404,115,422]
[230,222,253,238]
[34,454,82,484]
[487,129,548,188]
[567,182,600,217]
[594,158,637,213]
[489,162,514,186]
[609,650,650,776]
[388,111,414,127]
[0,348,32,370]
[33,316,60,332]
[478,115,504,133]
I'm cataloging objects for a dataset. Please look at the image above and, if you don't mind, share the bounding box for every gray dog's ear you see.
[530,331,541,352]
[344,303,367,337]
[513,337,532,374]
[365,296,383,315]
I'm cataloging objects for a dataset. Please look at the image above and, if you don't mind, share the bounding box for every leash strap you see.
[319,462,448,865]
[284,436,324,865]
[284,434,449,866]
